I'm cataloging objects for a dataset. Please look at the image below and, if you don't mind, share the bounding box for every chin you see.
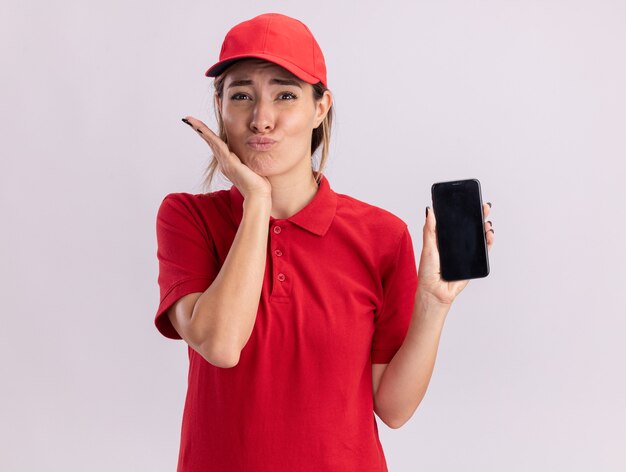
[243,152,282,174]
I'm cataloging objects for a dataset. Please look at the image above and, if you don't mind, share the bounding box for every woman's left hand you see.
[416,203,495,306]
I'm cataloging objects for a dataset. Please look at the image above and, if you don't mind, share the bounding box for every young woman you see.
[155,12,495,472]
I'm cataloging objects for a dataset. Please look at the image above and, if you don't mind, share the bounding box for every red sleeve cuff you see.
[155,277,213,340]
[371,348,399,364]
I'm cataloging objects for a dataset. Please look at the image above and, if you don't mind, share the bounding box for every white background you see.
[1,0,625,470]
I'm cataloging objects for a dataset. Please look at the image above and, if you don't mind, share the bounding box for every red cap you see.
[205,13,327,87]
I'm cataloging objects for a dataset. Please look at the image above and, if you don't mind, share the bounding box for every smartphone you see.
[431,179,490,281]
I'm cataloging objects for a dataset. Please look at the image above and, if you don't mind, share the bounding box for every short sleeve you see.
[154,194,221,339]
[371,225,419,363]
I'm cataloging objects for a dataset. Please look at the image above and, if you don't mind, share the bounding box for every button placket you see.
[270,222,291,299]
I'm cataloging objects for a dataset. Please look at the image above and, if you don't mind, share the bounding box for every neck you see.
[268,171,320,219]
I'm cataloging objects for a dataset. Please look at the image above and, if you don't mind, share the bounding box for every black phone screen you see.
[431,179,490,281]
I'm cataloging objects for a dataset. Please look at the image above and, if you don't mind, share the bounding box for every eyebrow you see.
[227,78,303,89]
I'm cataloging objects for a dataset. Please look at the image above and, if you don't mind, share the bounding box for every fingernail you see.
[425,206,429,219]
[489,228,495,234]
[487,220,493,227]
[487,202,492,208]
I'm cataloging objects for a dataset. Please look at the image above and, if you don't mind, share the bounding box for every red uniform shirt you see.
[155,174,418,471]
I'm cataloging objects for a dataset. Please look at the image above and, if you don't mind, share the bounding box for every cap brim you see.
[204,53,322,86]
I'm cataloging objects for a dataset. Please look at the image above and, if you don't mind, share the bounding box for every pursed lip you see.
[246,136,277,151]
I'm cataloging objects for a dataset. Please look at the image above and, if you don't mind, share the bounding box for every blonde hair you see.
[200,59,334,192]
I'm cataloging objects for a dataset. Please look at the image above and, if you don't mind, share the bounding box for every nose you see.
[249,98,275,133]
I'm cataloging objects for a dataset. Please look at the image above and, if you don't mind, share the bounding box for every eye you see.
[230,92,251,101]
[278,92,297,100]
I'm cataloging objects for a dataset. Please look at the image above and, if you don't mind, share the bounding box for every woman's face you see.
[217,60,331,177]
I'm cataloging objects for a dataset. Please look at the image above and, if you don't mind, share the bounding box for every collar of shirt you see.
[229,174,337,237]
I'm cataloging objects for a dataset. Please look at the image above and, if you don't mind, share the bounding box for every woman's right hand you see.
[182,116,272,201]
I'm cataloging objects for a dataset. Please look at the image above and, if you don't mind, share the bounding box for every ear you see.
[313,90,333,128]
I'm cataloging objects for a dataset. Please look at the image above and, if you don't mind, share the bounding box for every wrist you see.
[414,288,452,322]
[243,196,272,213]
